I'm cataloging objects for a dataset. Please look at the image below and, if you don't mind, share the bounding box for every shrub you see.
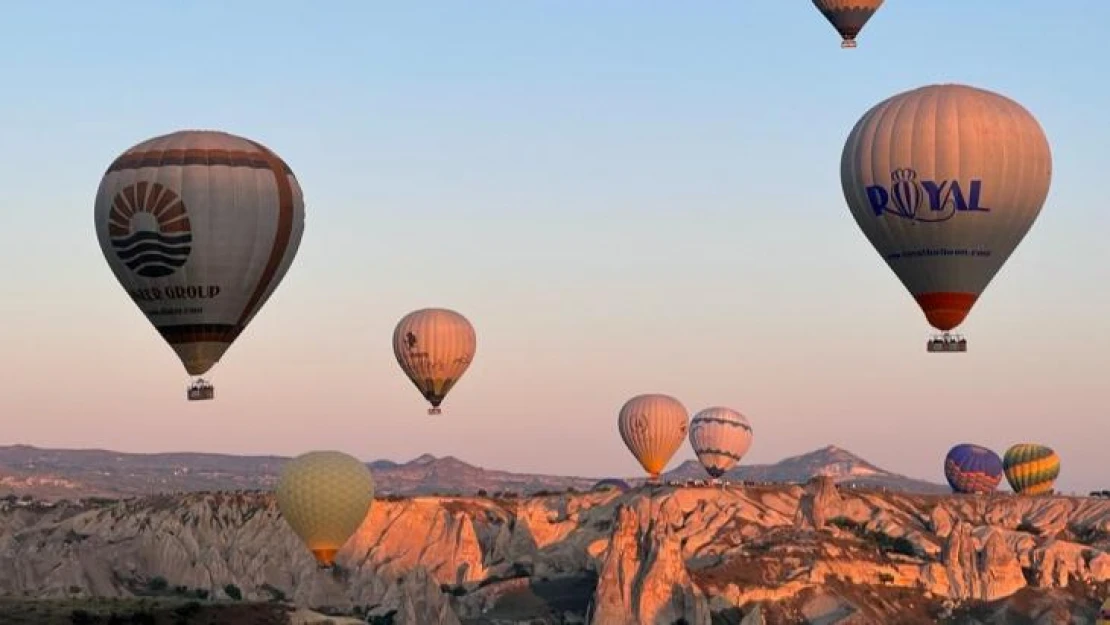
[223,583,242,601]
[174,602,202,618]
[261,583,286,602]
[367,610,398,625]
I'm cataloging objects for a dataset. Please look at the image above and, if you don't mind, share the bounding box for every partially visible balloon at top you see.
[93,130,305,399]
[811,0,884,48]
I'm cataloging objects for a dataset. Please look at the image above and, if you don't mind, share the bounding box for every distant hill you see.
[664,445,949,494]
[0,443,947,499]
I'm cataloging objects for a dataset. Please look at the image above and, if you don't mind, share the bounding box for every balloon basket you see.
[841,39,857,49]
[427,407,442,416]
[926,333,967,353]
[187,379,215,401]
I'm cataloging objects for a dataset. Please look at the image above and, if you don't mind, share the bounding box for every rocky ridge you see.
[0,444,946,501]
[1,477,1108,624]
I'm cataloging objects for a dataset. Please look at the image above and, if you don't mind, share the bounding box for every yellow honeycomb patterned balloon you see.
[275,450,375,566]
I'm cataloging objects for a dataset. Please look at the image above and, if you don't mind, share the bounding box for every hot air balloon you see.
[618,394,689,481]
[1098,598,1110,625]
[943,444,1003,494]
[1003,444,1060,495]
[275,450,375,568]
[840,84,1052,352]
[393,308,476,415]
[94,130,305,400]
[688,407,753,479]
[812,0,884,48]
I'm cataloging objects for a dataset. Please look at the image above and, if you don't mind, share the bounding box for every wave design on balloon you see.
[112,231,193,277]
[107,181,193,278]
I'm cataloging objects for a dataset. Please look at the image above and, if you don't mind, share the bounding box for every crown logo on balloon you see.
[890,168,918,183]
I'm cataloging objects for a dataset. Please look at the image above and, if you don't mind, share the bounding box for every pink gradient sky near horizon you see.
[1,3,1108,493]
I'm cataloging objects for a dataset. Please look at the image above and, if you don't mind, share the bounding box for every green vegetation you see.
[366,610,397,625]
[260,583,286,602]
[223,584,242,601]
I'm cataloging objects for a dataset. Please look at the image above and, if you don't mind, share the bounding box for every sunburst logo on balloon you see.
[107,182,193,278]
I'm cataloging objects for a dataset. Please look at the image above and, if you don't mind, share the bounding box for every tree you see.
[224,584,242,601]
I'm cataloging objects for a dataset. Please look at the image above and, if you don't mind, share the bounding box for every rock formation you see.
[1,484,1109,623]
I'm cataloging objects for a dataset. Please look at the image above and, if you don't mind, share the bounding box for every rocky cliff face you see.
[2,479,1108,624]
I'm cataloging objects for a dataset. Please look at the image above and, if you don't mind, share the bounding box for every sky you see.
[1,2,1108,493]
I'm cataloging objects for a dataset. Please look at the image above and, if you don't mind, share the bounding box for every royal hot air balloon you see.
[393,308,476,415]
[943,444,1003,494]
[841,84,1052,352]
[275,450,375,567]
[688,407,753,479]
[94,130,305,400]
[618,394,689,481]
[812,0,884,48]
[1003,444,1060,495]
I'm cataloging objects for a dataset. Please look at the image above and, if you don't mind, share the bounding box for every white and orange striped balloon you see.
[94,130,305,378]
[618,394,689,480]
[689,407,753,479]
[393,308,476,415]
[841,84,1052,333]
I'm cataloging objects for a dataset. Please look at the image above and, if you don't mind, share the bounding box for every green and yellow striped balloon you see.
[1003,444,1060,495]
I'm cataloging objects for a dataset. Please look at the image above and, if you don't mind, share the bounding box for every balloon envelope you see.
[393,308,477,414]
[618,394,689,479]
[840,84,1052,333]
[811,0,884,47]
[94,130,305,377]
[688,407,753,478]
[1003,444,1060,495]
[943,444,1003,494]
[275,451,375,566]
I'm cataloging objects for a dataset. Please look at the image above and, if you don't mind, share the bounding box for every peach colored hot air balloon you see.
[94,130,305,401]
[840,84,1052,352]
[811,0,884,48]
[618,394,689,481]
[393,308,477,415]
[275,450,375,568]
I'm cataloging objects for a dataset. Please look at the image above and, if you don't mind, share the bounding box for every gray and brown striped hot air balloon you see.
[689,407,753,479]
[94,130,305,401]
[393,308,477,415]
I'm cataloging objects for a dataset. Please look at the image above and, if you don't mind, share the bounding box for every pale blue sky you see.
[1,2,1107,492]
